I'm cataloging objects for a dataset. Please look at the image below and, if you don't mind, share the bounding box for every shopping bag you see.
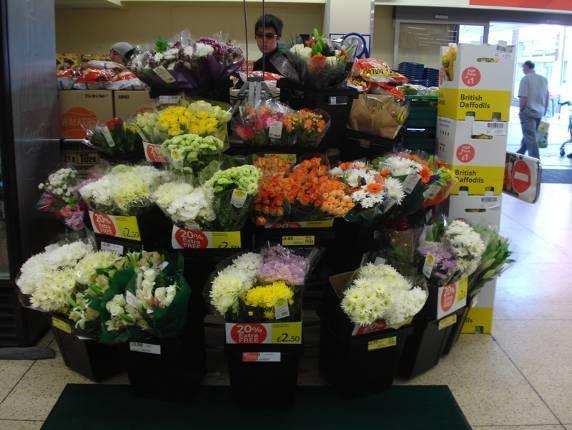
[538,120,549,148]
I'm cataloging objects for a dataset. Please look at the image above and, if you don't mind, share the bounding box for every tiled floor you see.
[0,185,571,429]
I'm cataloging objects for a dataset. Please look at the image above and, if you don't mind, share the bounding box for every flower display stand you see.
[223,321,303,406]
[51,316,123,382]
[126,293,206,400]
[442,297,473,355]
[399,306,467,379]
[320,272,412,396]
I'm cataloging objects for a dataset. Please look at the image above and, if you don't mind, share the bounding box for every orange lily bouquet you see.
[253,156,354,226]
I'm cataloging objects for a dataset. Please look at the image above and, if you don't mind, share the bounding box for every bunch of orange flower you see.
[253,157,354,225]
[254,155,292,177]
[284,110,330,147]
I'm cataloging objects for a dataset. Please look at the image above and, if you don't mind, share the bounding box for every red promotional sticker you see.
[354,320,387,336]
[145,143,166,163]
[456,144,476,163]
[462,67,481,87]
[92,213,116,237]
[230,323,268,344]
[440,283,457,313]
[511,160,531,194]
[174,228,209,249]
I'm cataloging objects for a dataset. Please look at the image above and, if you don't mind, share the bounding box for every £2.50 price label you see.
[172,226,241,249]
[52,317,72,334]
[270,322,302,344]
[282,235,315,246]
[90,211,141,241]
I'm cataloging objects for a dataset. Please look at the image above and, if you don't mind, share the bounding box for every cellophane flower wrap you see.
[235,100,294,146]
[253,156,354,225]
[205,164,262,230]
[283,109,330,147]
[95,252,191,343]
[162,134,226,174]
[208,245,319,322]
[84,117,144,162]
[135,100,232,145]
[468,225,513,298]
[132,33,243,90]
[37,168,86,231]
[341,263,427,327]
[79,164,170,215]
[372,153,456,220]
[421,218,486,285]
[289,29,352,88]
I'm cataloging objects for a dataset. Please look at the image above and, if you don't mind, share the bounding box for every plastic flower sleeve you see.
[84,118,144,162]
[234,99,295,146]
[37,167,86,231]
[284,109,330,147]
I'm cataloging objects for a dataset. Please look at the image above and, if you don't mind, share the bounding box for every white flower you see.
[154,284,177,308]
[384,177,405,204]
[381,156,422,177]
[290,44,312,61]
[163,48,180,61]
[341,263,427,326]
[17,241,93,295]
[30,268,77,313]
[444,220,485,277]
[210,266,254,316]
[75,251,120,285]
[194,43,214,58]
[167,186,216,227]
[183,46,194,58]
[153,52,163,63]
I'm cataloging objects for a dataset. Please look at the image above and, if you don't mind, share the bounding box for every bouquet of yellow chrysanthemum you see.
[135,100,232,145]
[208,245,320,322]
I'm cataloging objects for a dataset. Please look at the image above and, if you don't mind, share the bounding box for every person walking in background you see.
[517,60,549,159]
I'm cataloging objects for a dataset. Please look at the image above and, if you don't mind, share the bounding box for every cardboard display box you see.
[440,43,516,91]
[437,117,508,168]
[438,87,512,122]
[59,90,114,138]
[446,194,502,229]
[451,165,505,196]
[113,90,154,119]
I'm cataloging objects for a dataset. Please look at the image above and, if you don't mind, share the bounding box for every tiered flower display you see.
[37,168,86,230]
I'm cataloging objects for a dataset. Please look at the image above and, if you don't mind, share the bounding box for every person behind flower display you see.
[110,42,135,66]
[253,14,297,79]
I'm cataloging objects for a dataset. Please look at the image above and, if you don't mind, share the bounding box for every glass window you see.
[397,23,459,70]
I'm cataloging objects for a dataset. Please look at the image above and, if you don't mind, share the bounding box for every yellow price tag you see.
[457,278,468,302]
[270,322,302,344]
[211,231,241,249]
[438,314,458,331]
[282,235,315,246]
[368,336,397,351]
[299,219,334,228]
[115,216,141,241]
[52,317,72,334]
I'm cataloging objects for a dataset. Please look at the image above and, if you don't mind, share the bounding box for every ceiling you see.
[55,0,122,8]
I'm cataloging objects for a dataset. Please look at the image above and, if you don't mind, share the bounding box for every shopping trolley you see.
[558,100,572,157]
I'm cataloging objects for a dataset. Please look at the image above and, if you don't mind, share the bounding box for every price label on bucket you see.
[282,235,315,246]
[438,314,458,331]
[129,342,161,355]
[242,352,281,363]
[437,277,468,319]
[52,317,72,334]
[225,322,302,344]
[368,337,397,351]
[89,211,141,241]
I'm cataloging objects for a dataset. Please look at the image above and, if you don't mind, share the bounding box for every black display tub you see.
[399,306,467,379]
[442,298,473,355]
[51,316,123,382]
[125,287,206,401]
[277,79,358,150]
[224,342,302,406]
[320,272,413,396]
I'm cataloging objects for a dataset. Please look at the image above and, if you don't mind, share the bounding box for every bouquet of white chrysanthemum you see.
[152,181,216,229]
[79,164,169,215]
[340,263,427,327]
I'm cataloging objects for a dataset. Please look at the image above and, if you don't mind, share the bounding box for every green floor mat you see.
[42,384,471,430]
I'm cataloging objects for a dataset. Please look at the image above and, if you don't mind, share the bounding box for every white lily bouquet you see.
[79,165,170,215]
[341,264,427,327]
